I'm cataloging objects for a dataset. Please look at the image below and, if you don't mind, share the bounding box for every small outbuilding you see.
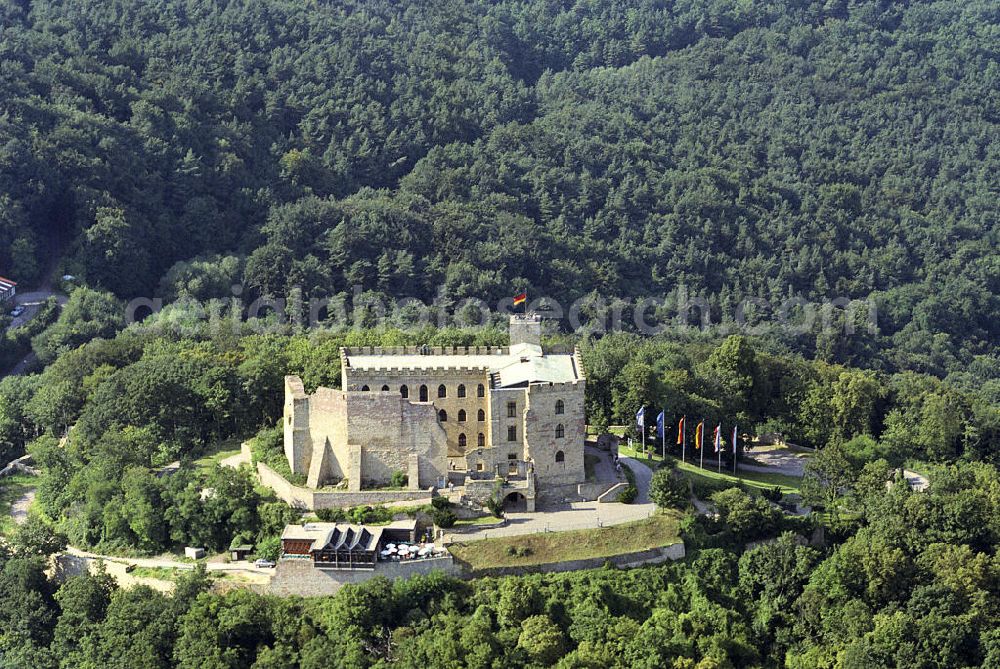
[231,544,254,561]
[184,547,206,560]
[0,276,16,305]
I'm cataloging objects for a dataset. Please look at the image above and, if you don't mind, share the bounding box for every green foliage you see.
[616,485,637,504]
[648,467,689,509]
[389,470,408,489]
[430,496,452,511]
[431,507,457,529]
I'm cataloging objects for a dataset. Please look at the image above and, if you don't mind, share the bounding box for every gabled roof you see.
[0,276,16,290]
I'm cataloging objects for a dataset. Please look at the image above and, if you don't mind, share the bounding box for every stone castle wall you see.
[283,377,449,490]
[343,368,491,458]
[524,381,586,487]
[256,461,434,510]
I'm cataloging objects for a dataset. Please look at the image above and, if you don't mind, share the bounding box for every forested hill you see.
[1,0,997,372]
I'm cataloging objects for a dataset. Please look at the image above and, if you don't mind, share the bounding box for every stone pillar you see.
[407,453,420,490]
[348,445,362,492]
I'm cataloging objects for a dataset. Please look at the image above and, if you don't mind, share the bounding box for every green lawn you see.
[453,515,506,528]
[448,512,682,570]
[619,443,802,495]
[192,438,244,474]
[617,444,665,471]
[130,566,187,582]
[676,460,802,494]
[0,474,37,535]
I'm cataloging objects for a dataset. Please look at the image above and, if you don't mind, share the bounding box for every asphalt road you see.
[3,289,67,377]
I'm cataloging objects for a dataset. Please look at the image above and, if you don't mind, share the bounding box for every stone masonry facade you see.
[282,315,586,503]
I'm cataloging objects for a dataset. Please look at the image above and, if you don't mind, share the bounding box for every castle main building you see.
[283,314,586,507]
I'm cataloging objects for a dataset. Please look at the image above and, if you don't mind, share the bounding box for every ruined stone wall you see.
[257,461,434,510]
[524,380,586,487]
[346,392,448,488]
[306,387,350,486]
[343,366,491,458]
[283,377,312,476]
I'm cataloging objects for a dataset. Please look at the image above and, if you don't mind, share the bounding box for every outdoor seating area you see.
[379,541,447,562]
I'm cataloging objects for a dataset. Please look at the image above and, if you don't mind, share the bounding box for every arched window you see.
[458,409,467,422]
[437,384,447,398]
[360,385,370,391]
[381,385,389,392]
[555,424,565,438]
[419,385,428,402]
[457,384,466,398]
[438,409,447,422]
[477,383,485,397]
[555,399,565,415]
[555,450,565,463]
[458,433,467,450]
[400,385,409,399]
[477,409,485,421]
[478,433,486,448]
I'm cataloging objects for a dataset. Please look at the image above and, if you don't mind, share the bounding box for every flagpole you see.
[699,419,704,470]
[682,416,686,463]
[733,425,738,476]
[717,427,721,473]
[661,410,665,459]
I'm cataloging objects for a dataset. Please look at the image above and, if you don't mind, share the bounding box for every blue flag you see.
[656,410,665,439]
[636,407,645,430]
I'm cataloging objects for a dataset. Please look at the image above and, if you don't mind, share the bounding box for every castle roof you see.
[344,343,581,387]
[282,521,418,551]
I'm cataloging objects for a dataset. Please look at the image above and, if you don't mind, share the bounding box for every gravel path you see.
[11,487,35,525]
[619,454,653,504]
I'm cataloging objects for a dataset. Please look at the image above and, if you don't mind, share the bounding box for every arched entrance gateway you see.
[504,492,527,512]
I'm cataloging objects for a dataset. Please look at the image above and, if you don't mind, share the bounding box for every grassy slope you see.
[619,444,802,494]
[0,474,36,535]
[448,512,682,570]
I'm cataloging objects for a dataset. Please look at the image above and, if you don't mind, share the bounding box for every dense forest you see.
[2,0,999,667]
[1,0,998,380]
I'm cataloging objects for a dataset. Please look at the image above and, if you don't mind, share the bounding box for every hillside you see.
[0,0,997,380]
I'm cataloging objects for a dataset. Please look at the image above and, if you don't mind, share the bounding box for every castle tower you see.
[510,313,543,348]
[284,377,312,475]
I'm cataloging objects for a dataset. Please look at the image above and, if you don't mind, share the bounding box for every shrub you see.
[649,467,690,509]
[390,470,408,488]
[618,484,638,504]
[254,536,282,562]
[431,496,452,510]
[762,486,783,502]
[432,507,457,528]
[315,507,346,522]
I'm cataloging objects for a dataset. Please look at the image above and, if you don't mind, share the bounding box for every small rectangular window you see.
[507,426,517,442]
[507,453,517,460]
[476,462,484,472]
[507,401,516,418]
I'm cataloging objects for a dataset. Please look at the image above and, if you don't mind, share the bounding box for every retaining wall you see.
[268,555,459,597]
[458,541,686,578]
[256,461,433,510]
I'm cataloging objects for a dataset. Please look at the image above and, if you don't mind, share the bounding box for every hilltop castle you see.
[283,314,586,509]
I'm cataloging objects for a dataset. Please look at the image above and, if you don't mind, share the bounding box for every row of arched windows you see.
[362,383,488,402]
[437,409,487,422]
[448,433,486,449]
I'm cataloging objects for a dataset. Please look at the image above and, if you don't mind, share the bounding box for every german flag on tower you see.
[513,292,527,306]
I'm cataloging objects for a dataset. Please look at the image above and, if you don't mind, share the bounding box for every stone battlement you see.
[343,345,510,357]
